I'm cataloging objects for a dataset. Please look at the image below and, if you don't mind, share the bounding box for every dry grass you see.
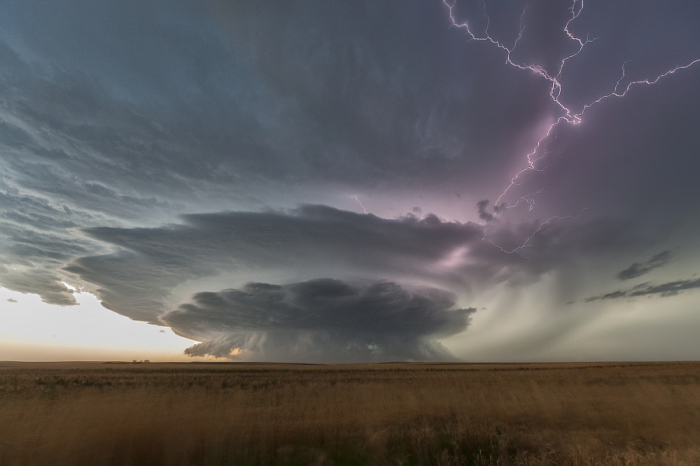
[0,361,699,465]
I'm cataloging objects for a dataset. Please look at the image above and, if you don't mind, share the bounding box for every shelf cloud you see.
[162,279,474,362]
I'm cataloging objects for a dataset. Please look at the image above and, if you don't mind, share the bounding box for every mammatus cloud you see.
[585,276,700,302]
[161,279,475,362]
[616,250,674,281]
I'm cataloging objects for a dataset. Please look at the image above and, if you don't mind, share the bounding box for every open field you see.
[1,361,699,465]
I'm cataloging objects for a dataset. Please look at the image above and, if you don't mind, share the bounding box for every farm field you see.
[0,361,699,465]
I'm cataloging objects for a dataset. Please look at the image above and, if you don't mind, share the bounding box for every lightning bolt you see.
[351,195,368,214]
[443,0,700,252]
[501,189,544,213]
[580,59,700,115]
[485,209,587,259]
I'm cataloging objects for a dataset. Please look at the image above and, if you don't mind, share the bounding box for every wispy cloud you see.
[585,276,700,302]
[616,250,674,281]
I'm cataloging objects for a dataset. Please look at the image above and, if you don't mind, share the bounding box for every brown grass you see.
[0,361,699,465]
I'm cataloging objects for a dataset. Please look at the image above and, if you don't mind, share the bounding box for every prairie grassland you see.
[0,361,699,465]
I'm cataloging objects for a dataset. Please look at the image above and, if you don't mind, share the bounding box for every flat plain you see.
[1,361,699,465]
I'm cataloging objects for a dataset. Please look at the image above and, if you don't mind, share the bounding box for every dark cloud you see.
[62,202,662,326]
[6,298,18,303]
[467,214,659,278]
[476,200,494,222]
[585,276,700,302]
[0,189,98,304]
[0,269,76,306]
[616,250,674,281]
[0,0,493,199]
[65,205,484,322]
[161,279,474,362]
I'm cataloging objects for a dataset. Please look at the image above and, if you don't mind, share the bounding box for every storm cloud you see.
[585,276,700,302]
[476,200,495,222]
[617,250,674,281]
[162,279,474,362]
[64,205,484,322]
[63,203,660,326]
[2,0,700,361]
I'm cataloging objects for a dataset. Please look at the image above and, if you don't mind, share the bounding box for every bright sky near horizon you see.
[0,286,210,362]
[1,0,700,362]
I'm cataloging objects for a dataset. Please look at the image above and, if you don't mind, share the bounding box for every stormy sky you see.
[1,0,699,362]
